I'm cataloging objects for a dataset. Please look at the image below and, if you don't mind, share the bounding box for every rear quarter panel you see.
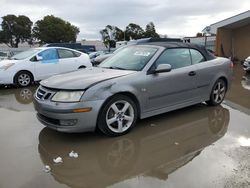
[195,57,233,100]
[79,53,92,67]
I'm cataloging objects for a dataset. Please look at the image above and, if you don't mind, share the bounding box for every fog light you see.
[60,119,77,126]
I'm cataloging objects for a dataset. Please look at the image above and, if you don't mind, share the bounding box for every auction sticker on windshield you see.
[134,51,152,56]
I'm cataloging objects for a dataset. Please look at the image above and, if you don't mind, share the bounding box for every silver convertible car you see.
[34,42,233,136]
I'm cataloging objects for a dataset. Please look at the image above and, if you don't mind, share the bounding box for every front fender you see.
[82,79,146,116]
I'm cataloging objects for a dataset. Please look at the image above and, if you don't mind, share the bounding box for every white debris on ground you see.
[43,165,51,173]
[69,151,79,158]
[150,123,156,127]
[238,137,250,147]
[53,157,63,163]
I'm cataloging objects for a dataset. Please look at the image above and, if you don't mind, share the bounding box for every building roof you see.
[203,10,250,34]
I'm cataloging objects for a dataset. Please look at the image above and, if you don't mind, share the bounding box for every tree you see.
[144,22,159,38]
[100,25,124,49]
[0,14,32,48]
[33,15,79,44]
[114,27,124,41]
[125,23,144,40]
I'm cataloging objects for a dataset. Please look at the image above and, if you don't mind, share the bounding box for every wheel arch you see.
[97,91,141,123]
[116,92,141,118]
[78,65,86,69]
[217,76,228,91]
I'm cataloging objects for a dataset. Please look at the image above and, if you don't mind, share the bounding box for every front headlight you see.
[52,91,84,102]
[0,63,15,70]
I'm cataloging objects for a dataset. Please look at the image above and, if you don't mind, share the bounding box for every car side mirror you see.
[36,55,43,61]
[154,64,172,74]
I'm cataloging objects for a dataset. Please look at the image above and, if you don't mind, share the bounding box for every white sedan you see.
[0,47,92,87]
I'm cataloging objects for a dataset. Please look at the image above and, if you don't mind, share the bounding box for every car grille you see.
[36,86,55,100]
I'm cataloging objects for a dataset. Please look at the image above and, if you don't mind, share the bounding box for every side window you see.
[38,49,58,61]
[190,49,205,64]
[58,49,76,59]
[73,51,81,57]
[30,56,37,62]
[155,48,192,69]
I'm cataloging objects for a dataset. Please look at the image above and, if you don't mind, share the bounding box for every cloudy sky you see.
[0,0,249,40]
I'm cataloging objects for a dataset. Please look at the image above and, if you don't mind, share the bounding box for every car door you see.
[57,49,80,74]
[144,48,198,112]
[34,48,59,80]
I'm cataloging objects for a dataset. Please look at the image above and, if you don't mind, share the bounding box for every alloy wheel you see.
[213,81,226,104]
[18,73,31,87]
[106,100,135,133]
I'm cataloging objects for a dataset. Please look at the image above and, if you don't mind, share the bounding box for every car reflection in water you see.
[38,104,229,188]
[241,73,250,91]
[0,86,37,111]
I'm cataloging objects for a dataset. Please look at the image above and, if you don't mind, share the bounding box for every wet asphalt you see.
[0,64,249,188]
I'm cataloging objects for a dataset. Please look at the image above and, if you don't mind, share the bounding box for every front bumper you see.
[243,61,250,71]
[0,70,14,85]
[34,97,104,133]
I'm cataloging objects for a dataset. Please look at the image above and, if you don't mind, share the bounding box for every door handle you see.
[188,71,196,76]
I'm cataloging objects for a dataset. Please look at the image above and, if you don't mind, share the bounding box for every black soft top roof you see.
[142,42,216,61]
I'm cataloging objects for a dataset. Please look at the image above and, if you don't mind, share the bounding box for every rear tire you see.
[206,79,227,106]
[14,71,33,87]
[97,95,138,136]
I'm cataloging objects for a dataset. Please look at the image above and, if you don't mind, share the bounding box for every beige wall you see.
[215,28,232,57]
[232,24,250,60]
[216,24,250,61]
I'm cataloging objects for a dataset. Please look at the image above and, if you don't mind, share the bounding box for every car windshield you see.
[11,49,40,60]
[99,46,158,71]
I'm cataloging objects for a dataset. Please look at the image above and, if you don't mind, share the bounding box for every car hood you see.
[40,67,136,90]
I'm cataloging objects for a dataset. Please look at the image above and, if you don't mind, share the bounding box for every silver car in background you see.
[243,56,250,72]
[34,42,233,136]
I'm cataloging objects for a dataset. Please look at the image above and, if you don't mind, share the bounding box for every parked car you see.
[34,42,233,136]
[92,47,127,66]
[243,56,250,72]
[0,51,9,61]
[92,53,113,66]
[89,50,113,65]
[0,47,92,87]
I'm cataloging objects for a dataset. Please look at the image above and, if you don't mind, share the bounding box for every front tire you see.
[206,79,227,106]
[97,95,138,136]
[14,71,33,87]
